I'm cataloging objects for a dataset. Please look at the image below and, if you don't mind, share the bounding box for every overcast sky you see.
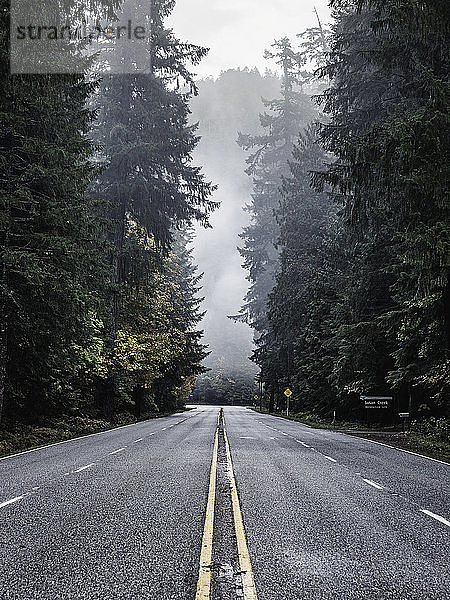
[167,1,332,369]
[167,0,330,78]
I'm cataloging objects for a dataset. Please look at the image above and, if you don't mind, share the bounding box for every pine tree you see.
[93,0,217,415]
[150,230,209,412]
[265,124,336,412]
[0,0,117,424]
[317,0,449,414]
[234,38,316,361]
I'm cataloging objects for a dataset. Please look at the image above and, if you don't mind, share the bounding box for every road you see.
[0,406,449,599]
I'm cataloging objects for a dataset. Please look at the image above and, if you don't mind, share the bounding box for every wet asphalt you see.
[0,405,448,599]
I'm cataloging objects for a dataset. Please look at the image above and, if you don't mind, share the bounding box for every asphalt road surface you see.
[1,406,449,599]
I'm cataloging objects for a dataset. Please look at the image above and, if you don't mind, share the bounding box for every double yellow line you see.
[195,411,258,600]
[195,427,219,599]
[223,428,258,599]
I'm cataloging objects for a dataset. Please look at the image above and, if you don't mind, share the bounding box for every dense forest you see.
[236,1,449,421]
[0,0,448,437]
[0,0,217,429]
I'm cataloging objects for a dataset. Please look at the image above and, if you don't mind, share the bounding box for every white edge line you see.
[420,509,450,527]
[74,463,95,473]
[362,478,383,490]
[348,436,450,466]
[0,422,135,461]
[0,495,24,509]
[296,440,310,447]
[0,409,195,462]
[257,413,449,466]
[324,456,337,463]
[109,447,126,455]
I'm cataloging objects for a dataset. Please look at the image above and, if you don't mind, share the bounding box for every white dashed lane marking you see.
[74,463,95,473]
[109,447,126,455]
[0,414,199,513]
[257,416,450,531]
[296,440,310,447]
[362,478,384,490]
[0,495,24,509]
[420,509,450,527]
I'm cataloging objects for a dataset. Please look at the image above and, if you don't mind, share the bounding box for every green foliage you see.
[316,0,449,411]
[410,417,450,443]
[0,0,112,422]
[234,37,318,351]
[0,0,214,429]
[247,4,448,420]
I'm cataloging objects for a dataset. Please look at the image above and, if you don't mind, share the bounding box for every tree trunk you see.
[103,159,128,420]
[132,385,144,419]
[0,144,11,425]
[0,291,6,424]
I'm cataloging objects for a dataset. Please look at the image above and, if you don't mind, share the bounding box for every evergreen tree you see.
[0,0,215,426]
[93,0,217,415]
[317,0,449,414]
[0,0,116,424]
[264,124,336,413]
[96,225,207,416]
[150,230,209,411]
[234,38,316,361]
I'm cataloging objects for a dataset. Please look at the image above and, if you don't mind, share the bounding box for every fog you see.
[189,69,280,375]
[167,2,330,376]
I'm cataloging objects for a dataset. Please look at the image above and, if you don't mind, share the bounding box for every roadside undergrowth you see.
[0,411,181,458]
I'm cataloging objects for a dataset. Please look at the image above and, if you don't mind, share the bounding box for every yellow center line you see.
[223,428,258,600]
[195,425,219,600]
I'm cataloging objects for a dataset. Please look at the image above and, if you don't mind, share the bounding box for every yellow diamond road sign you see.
[254,395,259,400]
[284,388,292,397]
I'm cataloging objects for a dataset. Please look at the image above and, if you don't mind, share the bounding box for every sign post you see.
[284,388,292,417]
[399,412,410,433]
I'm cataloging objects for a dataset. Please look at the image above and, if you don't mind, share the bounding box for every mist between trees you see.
[0,0,448,435]
[192,1,449,420]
